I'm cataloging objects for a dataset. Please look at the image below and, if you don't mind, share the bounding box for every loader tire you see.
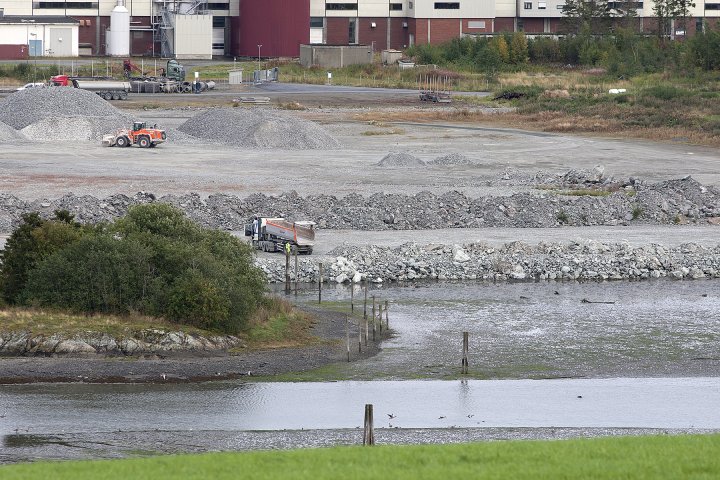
[138,136,151,148]
[115,136,129,148]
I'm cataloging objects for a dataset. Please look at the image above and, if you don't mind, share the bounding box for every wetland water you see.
[2,279,719,461]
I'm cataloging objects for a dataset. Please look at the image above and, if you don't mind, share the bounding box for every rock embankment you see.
[0,328,242,357]
[255,241,720,283]
[0,177,718,232]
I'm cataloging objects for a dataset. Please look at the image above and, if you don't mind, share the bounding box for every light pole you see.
[257,44,262,73]
[29,33,37,83]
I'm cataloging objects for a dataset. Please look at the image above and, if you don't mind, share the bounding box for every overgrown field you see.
[1,434,718,479]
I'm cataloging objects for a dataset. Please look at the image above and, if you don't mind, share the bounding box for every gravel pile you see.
[376,152,426,168]
[21,115,132,142]
[0,177,718,232]
[0,87,125,130]
[255,240,720,284]
[177,108,341,150]
[0,120,25,143]
[429,153,473,166]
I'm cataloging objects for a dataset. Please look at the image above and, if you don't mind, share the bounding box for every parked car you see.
[16,82,46,91]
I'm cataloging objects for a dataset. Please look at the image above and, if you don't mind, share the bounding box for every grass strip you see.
[1,434,719,479]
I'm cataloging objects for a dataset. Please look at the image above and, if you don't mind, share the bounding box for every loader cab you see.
[133,121,146,132]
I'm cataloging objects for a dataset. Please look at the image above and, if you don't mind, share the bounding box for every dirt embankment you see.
[0,305,384,384]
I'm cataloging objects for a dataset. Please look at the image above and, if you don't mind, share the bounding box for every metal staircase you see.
[152,0,208,57]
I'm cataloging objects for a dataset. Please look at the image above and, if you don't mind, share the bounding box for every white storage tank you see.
[108,0,130,56]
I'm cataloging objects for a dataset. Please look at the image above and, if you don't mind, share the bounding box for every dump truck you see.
[245,216,316,255]
[102,121,166,148]
[50,75,130,100]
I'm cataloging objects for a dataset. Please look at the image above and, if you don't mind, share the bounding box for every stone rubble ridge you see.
[257,240,720,284]
[0,176,717,233]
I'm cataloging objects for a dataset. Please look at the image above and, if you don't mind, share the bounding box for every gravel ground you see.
[178,107,341,149]
[0,88,125,130]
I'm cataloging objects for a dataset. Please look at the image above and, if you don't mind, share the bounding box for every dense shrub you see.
[2,204,266,334]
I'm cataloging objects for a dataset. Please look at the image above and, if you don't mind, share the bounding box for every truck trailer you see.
[245,217,316,255]
[50,75,131,100]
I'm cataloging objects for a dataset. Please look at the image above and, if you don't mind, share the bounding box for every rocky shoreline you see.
[0,306,383,383]
[256,240,720,284]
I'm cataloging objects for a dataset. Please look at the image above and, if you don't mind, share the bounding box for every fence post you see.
[351,283,354,312]
[318,262,323,303]
[285,247,291,294]
[294,249,298,296]
[378,303,383,334]
[385,300,389,329]
[363,283,368,319]
[363,404,375,446]
[372,296,376,341]
[346,314,350,362]
[462,331,469,374]
[358,318,362,353]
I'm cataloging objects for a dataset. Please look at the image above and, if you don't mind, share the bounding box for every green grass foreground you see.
[2,434,719,480]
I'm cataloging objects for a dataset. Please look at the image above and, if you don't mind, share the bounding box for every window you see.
[696,17,704,32]
[390,2,403,10]
[523,1,532,8]
[517,18,524,30]
[326,3,357,10]
[434,2,459,8]
[310,17,324,28]
[706,2,720,8]
[132,31,144,39]
[467,20,485,28]
[207,3,229,9]
[34,1,98,7]
[348,17,357,44]
[212,16,225,27]
[409,1,413,8]
[538,1,546,8]
[212,43,224,49]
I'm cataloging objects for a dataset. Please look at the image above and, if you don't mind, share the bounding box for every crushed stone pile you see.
[0,87,126,130]
[254,240,720,284]
[0,176,718,233]
[177,107,341,150]
[0,120,25,143]
[429,153,474,166]
[21,115,133,142]
[376,152,426,168]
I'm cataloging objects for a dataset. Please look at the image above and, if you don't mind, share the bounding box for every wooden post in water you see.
[318,263,323,303]
[284,246,291,294]
[346,315,350,362]
[294,249,298,296]
[378,303,383,334]
[363,404,375,446]
[461,331,469,374]
[371,296,376,341]
[350,284,354,312]
[358,319,362,353]
[363,283,368,319]
[385,300,389,329]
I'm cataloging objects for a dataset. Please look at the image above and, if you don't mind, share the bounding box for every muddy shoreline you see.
[0,305,385,384]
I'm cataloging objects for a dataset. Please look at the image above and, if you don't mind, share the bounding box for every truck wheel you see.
[120,92,128,100]
[112,93,120,100]
[102,92,112,100]
[138,136,151,148]
[115,136,129,148]
[161,132,167,140]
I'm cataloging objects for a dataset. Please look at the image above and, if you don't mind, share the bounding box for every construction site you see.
[1,84,719,274]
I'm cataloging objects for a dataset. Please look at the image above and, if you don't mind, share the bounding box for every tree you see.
[509,33,529,64]
[561,0,612,35]
[494,36,510,64]
[0,210,82,304]
[20,204,266,334]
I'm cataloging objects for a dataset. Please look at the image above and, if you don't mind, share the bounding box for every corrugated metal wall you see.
[236,0,309,57]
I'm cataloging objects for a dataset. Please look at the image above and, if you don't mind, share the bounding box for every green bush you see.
[0,211,84,305]
[5,204,266,334]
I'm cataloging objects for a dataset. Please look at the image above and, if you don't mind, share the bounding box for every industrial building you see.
[0,0,718,59]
